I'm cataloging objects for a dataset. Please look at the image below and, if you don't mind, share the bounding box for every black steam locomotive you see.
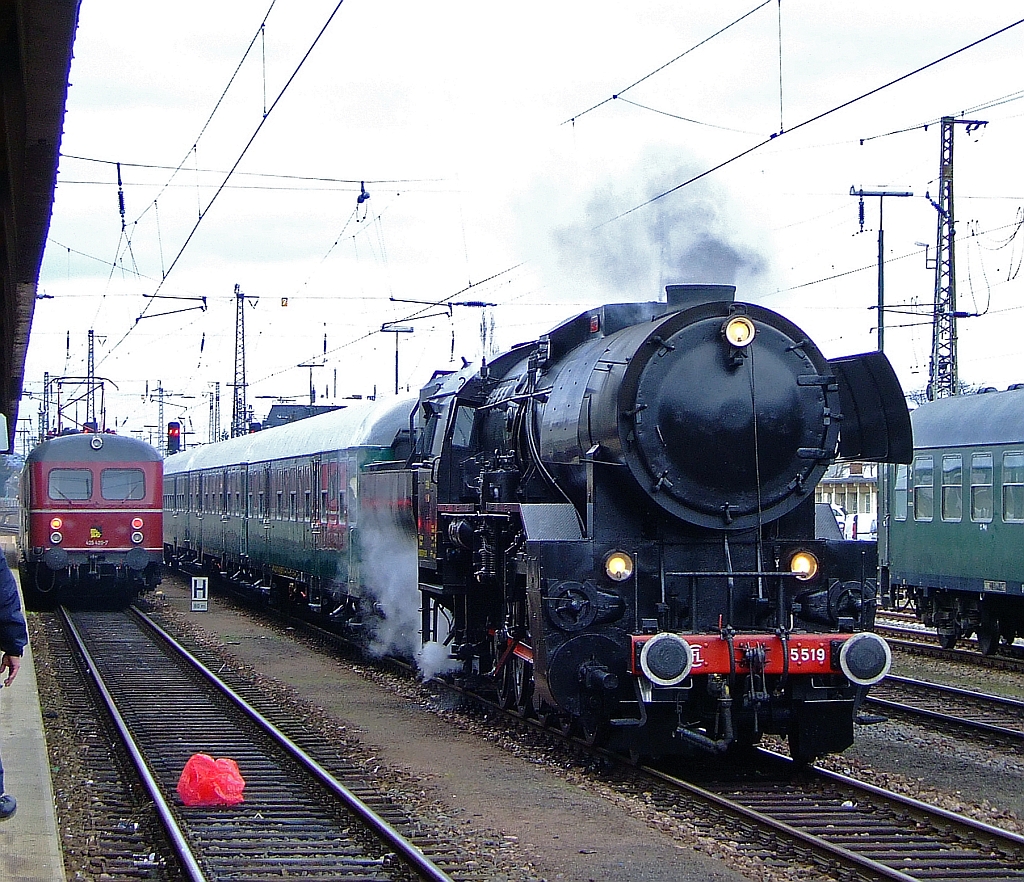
[165,284,912,761]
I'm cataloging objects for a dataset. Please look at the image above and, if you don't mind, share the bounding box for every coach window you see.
[102,468,146,501]
[1002,452,1024,522]
[48,468,92,501]
[971,452,994,522]
[912,455,933,521]
[940,455,962,522]
[893,464,908,521]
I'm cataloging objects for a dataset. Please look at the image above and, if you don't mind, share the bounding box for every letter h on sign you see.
[191,576,209,612]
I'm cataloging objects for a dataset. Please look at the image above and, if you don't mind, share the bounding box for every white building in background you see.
[816,461,878,538]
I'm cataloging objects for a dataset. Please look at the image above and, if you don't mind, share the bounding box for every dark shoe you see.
[0,794,16,820]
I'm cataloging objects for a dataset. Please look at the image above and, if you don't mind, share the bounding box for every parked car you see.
[844,512,877,541]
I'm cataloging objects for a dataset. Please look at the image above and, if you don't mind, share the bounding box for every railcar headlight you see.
[640,633,693,686]
[131,517,144,529]
[50,517,62,530]
[723,315,756,347]
[839,632,892,686]
[50,532,63,544]
[131,531,144,544]
[789,551,819,581]
[604,551,634,582]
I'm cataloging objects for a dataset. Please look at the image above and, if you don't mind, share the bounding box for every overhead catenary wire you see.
[124,0,280,234]
[59,154,444,187]
[612,97,757,134]
[253,261,528,389]
[44,10,1024,423]
[146,0,349,301]
[776,0,784,135]
[102,0,350,364]
[858,87,1024,145]
[561,0,774,126]
[596,15,1024,229]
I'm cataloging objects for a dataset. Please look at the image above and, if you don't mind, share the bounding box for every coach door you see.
[261,464,272,569]
[190,471,204,554]
[240,466,250,559]
[308,456,321,551]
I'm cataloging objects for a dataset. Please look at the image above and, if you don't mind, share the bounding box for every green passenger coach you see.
[888,386,1024,654]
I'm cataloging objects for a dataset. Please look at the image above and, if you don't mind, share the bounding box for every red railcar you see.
[18,431,163,609]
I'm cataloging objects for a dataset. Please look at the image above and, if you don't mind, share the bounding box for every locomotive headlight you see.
[640,633,693,686]
[839,632,892,686]
[131,517,144,530]
[723,315,756,347]
[50,517,62,530]
[50,532,63,544]
[131,531,144,544]
[789,551,819,581]
[604,551,634,582]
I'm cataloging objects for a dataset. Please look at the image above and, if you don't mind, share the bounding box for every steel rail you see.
[876,624,1024,672]
[811,757,1024,849]
[883,673,1024,708]
[642,760,922,882]
[650,747,1024,882]
[868,674,1024,741]
[60,608,209,882]
[132,607,454,882]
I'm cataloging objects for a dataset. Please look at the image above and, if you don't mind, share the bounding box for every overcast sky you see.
[21,1,1024,448]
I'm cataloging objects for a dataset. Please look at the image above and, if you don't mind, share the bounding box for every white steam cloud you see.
[356,518,421,659]
[513,143,772,304]
[355,505,461,681]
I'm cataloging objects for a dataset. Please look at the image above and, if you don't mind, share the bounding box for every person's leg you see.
[0,744,13,819]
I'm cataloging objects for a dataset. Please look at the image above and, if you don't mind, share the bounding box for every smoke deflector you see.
[829,352,913,463]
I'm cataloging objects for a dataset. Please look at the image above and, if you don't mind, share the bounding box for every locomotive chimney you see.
[665,284,736,310]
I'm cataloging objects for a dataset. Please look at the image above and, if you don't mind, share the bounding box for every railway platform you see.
[0,541,65,882]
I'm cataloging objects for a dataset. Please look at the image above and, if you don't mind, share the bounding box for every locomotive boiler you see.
[364,283,912,760]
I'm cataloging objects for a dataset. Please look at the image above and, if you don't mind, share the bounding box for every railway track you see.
[644,752,1024,882]
[61,606,457,882]
[875,622,1024,673]
[148,577,1024,882]
[866,674,1024,744]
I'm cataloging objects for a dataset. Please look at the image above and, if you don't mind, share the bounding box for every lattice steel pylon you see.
[927,116,986,400]
[209,381,221,443]
[231,284,248,436]
[87,329,96,427]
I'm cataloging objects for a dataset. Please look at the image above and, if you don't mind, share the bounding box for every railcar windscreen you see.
[48,468,92,500]
[101,468,146,501]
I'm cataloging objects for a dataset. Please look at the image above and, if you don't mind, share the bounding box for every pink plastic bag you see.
[177,753,246,806]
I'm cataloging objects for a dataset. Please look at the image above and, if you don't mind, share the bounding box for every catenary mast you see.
[927,116,986,400]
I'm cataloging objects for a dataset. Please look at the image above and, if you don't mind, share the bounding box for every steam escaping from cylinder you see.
[416,641,460,681]
[356,515,461,680]
[357,520,421,659]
